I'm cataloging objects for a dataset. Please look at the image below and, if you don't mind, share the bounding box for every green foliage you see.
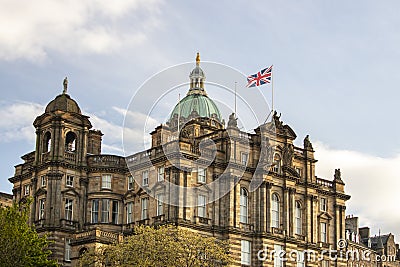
[79,225,231,267]
[0,200,58,267]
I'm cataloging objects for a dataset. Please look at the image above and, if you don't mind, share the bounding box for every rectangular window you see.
[102,174,112,189]
[141,198,148,220]
[320,198,327,212]
[158,166,164,181]
[241,152,249,166]
[198,168,206,183]
[142,170,149,186]
[128,176,134,190]
[66,175,74,187]
[39,199,45,220]
[24,184,30,196]
[65,239,71,262]
[296,250,305,267]
[322,260,329,267]
[41,176,46,187]
[197,195,206,218]
[321,222,327,243]
[156,194,163,216]
[91,199,99,223]
[101,199,110,223]
[295,203,302,235]
[127,202,133,224]
[65,199,73,221]
[241,240,251,265]
[112,201,119,224]
[274,244,283,267]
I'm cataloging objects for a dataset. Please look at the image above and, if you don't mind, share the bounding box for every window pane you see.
[65,199,73,220]
[112,201,119,224]
[128,176,134,190]
[241,240,251,265]
[127,202,133,224]
[158,166,164,181]
[91,199,99,223]
[141,198,148,220]
[39,199,45,219]
[102,175,112,189]
[272,194,279,228]
[240,188,248,223]
[198,168,206,183]
[142,171,149,186]
[197,195,206,217]
[102,199,110,223]
[157,194,163,216]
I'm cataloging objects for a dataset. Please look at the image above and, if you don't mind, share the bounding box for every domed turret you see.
[45,77,82,114]
[169,53,222,122]
[45,94,82,114]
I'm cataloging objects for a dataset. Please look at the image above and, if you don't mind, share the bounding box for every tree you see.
[79,225,231,267]
[0,200,58,267]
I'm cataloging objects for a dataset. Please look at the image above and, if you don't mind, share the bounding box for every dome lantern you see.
[169,53,222,123]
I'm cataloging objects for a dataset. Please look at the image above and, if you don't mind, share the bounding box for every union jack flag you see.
[246,65,272,88]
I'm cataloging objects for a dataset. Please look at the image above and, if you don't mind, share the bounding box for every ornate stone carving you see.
[334,168,342,181]
[259,137,273,171]
[227,113,238,128]
[282,143,294,167]
[303,135,313,151]
[63,77,68,94]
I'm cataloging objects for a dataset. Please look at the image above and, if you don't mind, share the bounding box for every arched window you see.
[240,188,249,223]
[273,154,281,173]
[295,201,302,235]
[65,132,76,152]
[271,193,280,228]
[43,132,51,152]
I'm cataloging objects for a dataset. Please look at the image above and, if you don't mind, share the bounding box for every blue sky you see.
[0,0,399,240]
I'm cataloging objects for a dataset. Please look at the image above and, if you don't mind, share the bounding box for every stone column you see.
[289,188,296,237]
[283,187,290,234]
[47,171,63,227]
[265,182,272,232]
[259,183,265,232]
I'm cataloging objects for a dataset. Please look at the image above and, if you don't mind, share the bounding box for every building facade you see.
[7,56,365,267]
[0,192,13,207]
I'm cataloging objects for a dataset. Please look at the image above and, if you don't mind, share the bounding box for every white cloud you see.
[0,0,163,61]
[314,141,400,239]
[0,101,44,142]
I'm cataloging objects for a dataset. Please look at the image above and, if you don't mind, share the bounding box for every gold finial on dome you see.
[196,52,200,65]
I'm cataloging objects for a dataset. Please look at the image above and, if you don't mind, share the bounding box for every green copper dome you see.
[169,53,222,122]
[169,93,222,122]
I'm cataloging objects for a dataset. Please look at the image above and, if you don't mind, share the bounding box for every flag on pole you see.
[246,65,273,88]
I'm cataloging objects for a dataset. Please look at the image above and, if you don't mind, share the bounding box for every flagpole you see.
[271,65,274,113]
[234,81,237,117]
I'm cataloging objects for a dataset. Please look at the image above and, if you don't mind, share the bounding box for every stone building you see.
[8,55,355,266]
[0,192,13,207]
[345,216,400,267]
